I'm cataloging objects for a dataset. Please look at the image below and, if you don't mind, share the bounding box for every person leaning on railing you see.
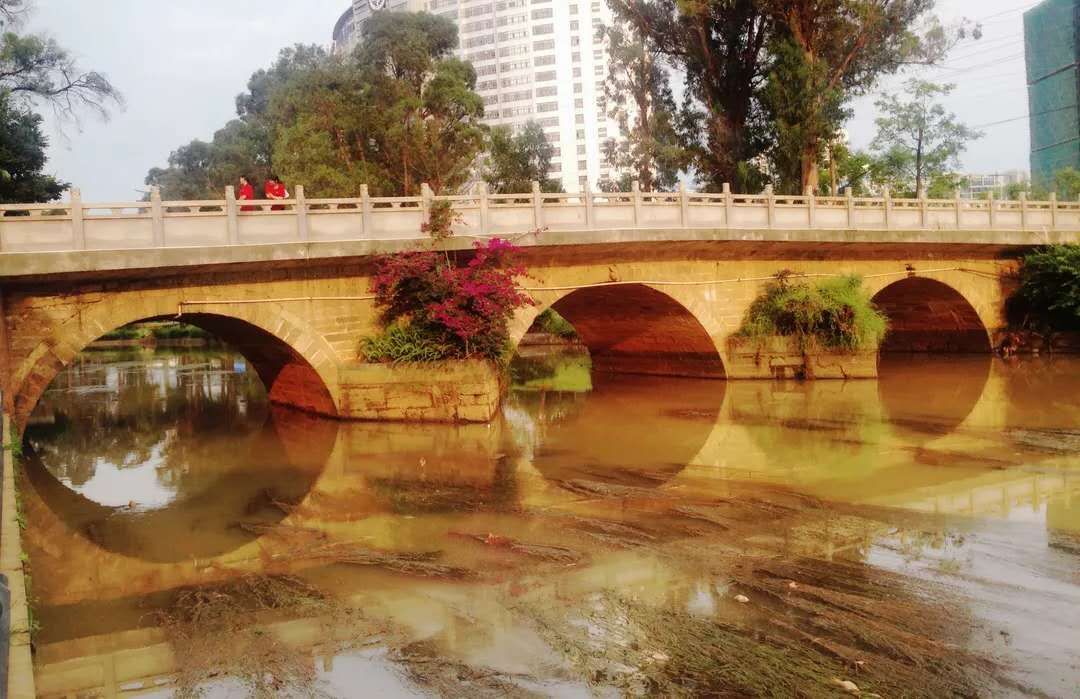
[238,176,255,212]
[264,174,289,211]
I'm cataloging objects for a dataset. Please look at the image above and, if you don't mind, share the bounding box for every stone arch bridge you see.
[2,185,1079,433]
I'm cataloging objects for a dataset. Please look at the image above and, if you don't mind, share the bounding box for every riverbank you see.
[1,412,36,698]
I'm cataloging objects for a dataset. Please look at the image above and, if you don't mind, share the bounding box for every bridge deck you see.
[2,187,1079,278]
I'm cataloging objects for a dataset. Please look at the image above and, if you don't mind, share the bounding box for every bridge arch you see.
[11,300,340,434]
[870,276,993,353]
[515,282,725,378]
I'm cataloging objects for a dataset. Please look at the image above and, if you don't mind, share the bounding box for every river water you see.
[18,347,1080,698]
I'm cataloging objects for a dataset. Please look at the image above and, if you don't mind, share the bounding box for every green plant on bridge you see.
[1008,244,1080,333]
[737,273,888,352]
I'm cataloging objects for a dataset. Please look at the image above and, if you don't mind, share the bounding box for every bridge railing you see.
[1,181,1078,253]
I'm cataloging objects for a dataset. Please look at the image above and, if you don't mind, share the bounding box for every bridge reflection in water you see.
[20,348,1080,698]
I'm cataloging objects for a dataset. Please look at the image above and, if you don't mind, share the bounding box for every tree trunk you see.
[801,142,819,194]
[914,128,924,195]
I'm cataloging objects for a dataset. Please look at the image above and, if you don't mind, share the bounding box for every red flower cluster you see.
[369,238,533,359]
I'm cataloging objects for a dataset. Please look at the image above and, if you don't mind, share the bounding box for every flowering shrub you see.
[365,237,533,361]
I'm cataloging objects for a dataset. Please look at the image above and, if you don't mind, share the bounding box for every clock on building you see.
[369,0,387,9]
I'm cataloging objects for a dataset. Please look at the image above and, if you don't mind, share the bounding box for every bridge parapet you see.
[2,183,1079,254]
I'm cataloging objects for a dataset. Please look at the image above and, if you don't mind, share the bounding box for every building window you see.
[533,23,554,35]
[536,85,557,97]
[535,70,557,81]
[532,8,553,19]
[534,39,555,51]
[535,54,556,66]
[537,101,559,113]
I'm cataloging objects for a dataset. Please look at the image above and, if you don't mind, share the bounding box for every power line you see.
[972,103,1077,128]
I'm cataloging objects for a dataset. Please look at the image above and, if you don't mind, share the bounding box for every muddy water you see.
[19,348,1080,698]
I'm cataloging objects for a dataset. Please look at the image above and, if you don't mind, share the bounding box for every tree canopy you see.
[482,121,560,194]
[870,80,981,196]
[606,0,973,193]
[0,0,120,202]
[148,13,486,199]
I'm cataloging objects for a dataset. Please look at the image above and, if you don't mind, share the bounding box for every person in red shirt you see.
[237,176,255,212]
[264,174,289,211]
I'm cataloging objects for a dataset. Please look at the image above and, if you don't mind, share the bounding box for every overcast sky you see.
[30,0,1034,201]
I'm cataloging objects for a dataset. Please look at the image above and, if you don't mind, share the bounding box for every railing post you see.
[845,187,854,228]
[532,180,544,229]
[987,190,996,229]
[69,187,85,250]
[150,185,164,247]
[954,188,963,230]
[764,184,775,229]
[678,182,689,227]
[360,184,373,237]
[1050,191,1058,230]
[420,182,433,220]
[917,188,928,229]
[722,182,733,227]
[805,184,816,228]
[631,180,642,226]
[225,185,239,244]
[882,186,891,230]
[477,181,490,235]
[295,184,309,241]
[1019,191,1028,230]
[584,182,595,228]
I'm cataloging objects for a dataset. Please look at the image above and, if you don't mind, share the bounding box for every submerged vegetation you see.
[737,273,888,351]
[1009,244,1080,332]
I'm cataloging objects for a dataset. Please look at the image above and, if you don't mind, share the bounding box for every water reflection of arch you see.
[511,374,726,488]
[13,307,339,435]
[22,403,334,563]
[516,283,726,379]
[876,354,992,443]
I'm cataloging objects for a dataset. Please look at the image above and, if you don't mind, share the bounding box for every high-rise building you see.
[1023,0,1080,186]
[333,0,619,192]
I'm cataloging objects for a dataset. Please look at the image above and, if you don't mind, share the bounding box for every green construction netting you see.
[1025,0,1080,185]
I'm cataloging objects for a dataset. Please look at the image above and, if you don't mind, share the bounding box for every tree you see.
[608,0,771,192]
[146,44,327,199]
[271,12,485,196]
[761,37,847,193]
[758,1,968,192]
[144,140,214,201]
[482,121,560,193]
[1052,167,1080,201]
[819,143,875,196]
[0,93,66,202]
[0,0,118,202]
[0,27,121,122]
[601,15,686,191]
[871,80,981,196]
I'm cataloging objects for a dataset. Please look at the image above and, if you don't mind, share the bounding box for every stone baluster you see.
[532,180,544,229]
[225,185,238,245]
[631,180,642,226]
[805,184,816,228]
[70,188,85,250]
[477,181,490,235]
[584,182,595,228]
[678,182,689,227]
[295,185,309,241]
[723,182,733,227]
[360,184,373,237]
[150,186,164,247]
[764,184,775,229]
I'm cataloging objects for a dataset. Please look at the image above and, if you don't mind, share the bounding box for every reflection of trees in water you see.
[999,356,1080,435]
[27,349,268,489]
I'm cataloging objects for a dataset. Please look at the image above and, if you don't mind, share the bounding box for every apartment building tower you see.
[333,0,619,192]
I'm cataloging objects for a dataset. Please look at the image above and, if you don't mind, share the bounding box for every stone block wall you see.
[726,336,878,380]
[338,359,504,423]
